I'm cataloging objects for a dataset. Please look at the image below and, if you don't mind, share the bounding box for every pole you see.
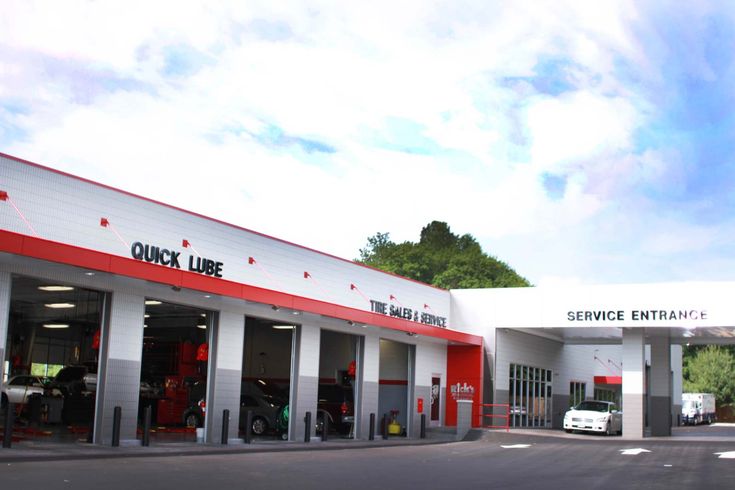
[142,405,152,447]
[111,406,121,447]
[221,409,230,445]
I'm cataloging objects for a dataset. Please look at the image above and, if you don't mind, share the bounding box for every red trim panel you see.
[446,344,484,427]
[594,376,622,385]
[0,230,482,346]
[0,151,447,292]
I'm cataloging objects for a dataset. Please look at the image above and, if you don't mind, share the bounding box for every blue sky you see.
[1,1,734,286]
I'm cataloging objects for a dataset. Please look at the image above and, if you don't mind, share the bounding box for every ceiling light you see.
[145,300,162,306]
[44,303,75,309]
[292,311,300,315]
[43,324,70,329]
[203,295,211,299]
[200,313,206,317]
[84,272,95,276]
[272,325,295,330]
[38,285,75,292]
[144,324,148,329]
[144,314,150,318]
[197,324,207,330]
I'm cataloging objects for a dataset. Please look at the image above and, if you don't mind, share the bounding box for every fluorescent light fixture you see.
[143,324,148,329]
[44,303,75,309]
[144,314,150,318]
[197,324,207,330]
[43,324,70,329]
[272,325,295,330]
[38,285,75,292]
[200,313,206,317]
[84,272,95,276]
[145,300,162,306]
[292,311,300,315]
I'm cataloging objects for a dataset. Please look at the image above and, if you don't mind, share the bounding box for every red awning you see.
[594,376,622,385]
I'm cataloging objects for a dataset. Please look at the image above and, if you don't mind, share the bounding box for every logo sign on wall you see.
[450,382,475,401]
[130,241,224,278]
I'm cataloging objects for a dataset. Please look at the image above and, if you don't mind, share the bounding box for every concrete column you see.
[206,311,244,444]
[671,344,683,426]
[290,323,320,442]
[357,334,379,439]
[0,272,10,383]
[95,292,145,445]
[649,333,672,436]
[456,399,473,440]
[622,328,645,439]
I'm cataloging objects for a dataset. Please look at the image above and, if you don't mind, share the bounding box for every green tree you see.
[683,346,735,405]
[357,221,530,289]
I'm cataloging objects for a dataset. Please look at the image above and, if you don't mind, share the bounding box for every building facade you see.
[2,152,730,445]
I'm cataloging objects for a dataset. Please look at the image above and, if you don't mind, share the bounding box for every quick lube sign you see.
[130,241,224,278]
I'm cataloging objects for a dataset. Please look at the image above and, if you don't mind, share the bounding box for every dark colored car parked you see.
[317,384,354,435]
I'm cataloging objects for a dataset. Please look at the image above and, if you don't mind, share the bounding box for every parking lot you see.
[1,428,734,490]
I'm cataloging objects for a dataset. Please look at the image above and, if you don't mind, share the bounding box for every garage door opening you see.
[139,299,212,443]
[317,330,360,439]
[239,317,293,441]
[378,339,413,438]
[2,275,105,444]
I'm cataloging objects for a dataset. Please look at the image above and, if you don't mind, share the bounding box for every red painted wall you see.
[445,343,484,427]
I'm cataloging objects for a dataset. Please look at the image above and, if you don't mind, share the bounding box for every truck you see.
[681,393,716,425]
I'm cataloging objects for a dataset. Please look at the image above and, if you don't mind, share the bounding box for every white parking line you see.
[501,444,532,449]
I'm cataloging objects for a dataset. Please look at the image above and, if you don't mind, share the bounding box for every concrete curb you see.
[0,437,457,464]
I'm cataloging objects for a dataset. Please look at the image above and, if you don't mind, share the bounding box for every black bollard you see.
[304,411,312,443]
[221,409,230,445]
[420,414,426,439]
[3,403,15,448]
[142,405,152,447]
[244,410,253,444]
[369,413,375,441]
[111,406,122,447]
[87,418,94,444]
[382,413,389,440]
[322,414,329,442]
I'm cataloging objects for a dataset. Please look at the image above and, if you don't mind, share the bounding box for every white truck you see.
[681,393,716,425]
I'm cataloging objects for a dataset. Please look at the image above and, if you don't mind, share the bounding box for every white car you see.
[564,400,622,436]
[1,375,46,406]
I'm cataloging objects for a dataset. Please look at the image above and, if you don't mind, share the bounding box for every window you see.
[570,381,586,408]
[509,363,552,428]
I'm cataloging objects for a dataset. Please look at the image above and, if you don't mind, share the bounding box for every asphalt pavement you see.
[1,428,734,490]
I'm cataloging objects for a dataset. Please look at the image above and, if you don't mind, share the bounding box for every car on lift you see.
[1,374,46,407]
[563,400,622,436]
[317,383,354,436]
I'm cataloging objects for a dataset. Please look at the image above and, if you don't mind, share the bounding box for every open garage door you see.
[317,330,360,439]
[378,339,414,437]
[239,317,293,441]
[2,275,105,444]
[138,300,212,443]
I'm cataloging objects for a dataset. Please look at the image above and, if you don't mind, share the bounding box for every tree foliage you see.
[357,221,530,289]
[683,346,735,405]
